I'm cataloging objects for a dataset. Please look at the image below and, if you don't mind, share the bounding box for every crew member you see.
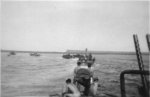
[62,79,80,97]
[89,77,99,97]
[74,61,81,77]
[73,61,81,84]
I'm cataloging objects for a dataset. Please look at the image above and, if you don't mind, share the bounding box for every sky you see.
[1,1,149,52]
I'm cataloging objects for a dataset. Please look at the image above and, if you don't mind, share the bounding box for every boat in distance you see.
[8,51,16,56]
[30,52,40,56]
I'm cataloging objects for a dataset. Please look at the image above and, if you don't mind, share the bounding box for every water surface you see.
[1,52,149,97]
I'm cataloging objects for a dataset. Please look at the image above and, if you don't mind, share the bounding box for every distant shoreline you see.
[1,50,64,54]
[1,49,149,55]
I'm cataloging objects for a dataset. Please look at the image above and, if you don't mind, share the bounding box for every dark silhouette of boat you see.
[72,54,84,58]
[62,53,85,59]
[62,54,73,59]
[8,51,16,56]
[30,53,40,56]
[63,48,89,59]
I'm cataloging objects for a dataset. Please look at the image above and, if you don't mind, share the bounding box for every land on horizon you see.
[1,49,149,55]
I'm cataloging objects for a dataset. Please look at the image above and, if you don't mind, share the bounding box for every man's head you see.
[87,61,92,68]
[66,78,71,84]
[87,63,92,68]
[77,61,81,66]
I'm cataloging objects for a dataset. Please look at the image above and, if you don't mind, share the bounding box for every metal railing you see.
[120,34,149,97]
[120,70,150,97]
[146,34,150,51]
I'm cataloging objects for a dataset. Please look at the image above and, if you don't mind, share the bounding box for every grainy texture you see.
[1,52,149,97]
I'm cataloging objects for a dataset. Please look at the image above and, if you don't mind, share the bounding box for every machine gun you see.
[120,34,150,97]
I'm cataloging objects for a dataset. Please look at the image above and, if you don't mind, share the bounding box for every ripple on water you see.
[2,52,148,97]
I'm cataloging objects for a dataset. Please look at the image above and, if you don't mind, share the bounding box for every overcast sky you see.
[1,1,149,52]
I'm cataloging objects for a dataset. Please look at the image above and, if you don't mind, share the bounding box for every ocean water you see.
[1,52,149,97]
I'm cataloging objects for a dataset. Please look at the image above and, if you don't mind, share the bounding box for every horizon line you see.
[1,49,149,55]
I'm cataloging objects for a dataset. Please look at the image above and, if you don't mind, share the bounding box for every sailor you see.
[62,78,80,97]
[89,77,99,97]
[73,61,81,84]
[74,66,91,96]
[73,60,89,84]
[87,62,94,83]
[74,62,81,74]
[87,53,92,61]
